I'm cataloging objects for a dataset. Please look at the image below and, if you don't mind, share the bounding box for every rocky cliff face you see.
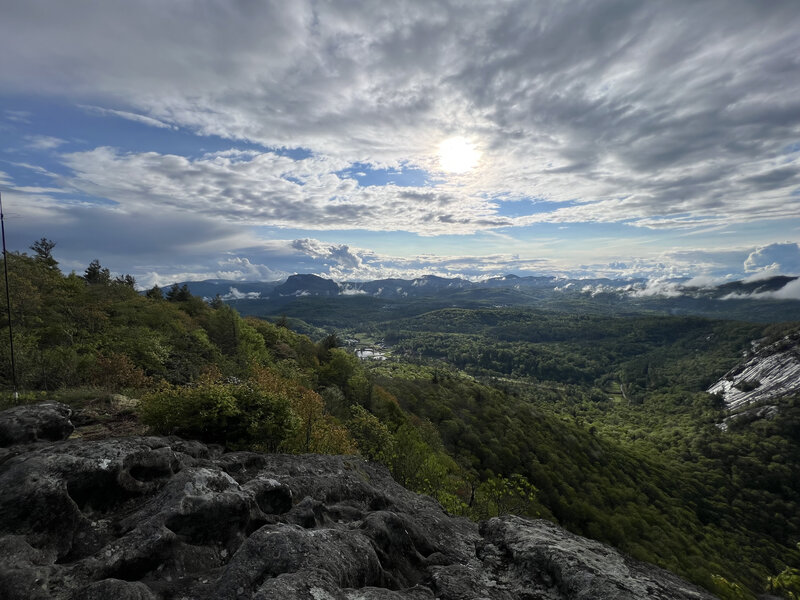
[707,330,800,429]
[0,403,716,600]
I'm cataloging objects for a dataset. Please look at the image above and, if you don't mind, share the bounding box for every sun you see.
[438,136,481,173]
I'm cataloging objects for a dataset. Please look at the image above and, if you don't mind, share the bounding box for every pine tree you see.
[84,259,111,285]
[30,238,58,269]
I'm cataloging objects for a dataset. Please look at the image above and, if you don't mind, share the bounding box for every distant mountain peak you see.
[274,273,339,297]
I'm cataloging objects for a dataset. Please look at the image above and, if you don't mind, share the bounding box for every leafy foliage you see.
[768,543,800,599]
[140,379,296,451]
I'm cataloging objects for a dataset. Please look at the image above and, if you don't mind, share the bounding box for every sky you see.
[1,0,800,288]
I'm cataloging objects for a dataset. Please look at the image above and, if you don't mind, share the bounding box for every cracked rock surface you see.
[0,403,715,599]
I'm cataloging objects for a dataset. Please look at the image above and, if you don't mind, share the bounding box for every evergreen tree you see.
[166,283,192,302]
[84,259,111,285]
[145,285,163,300]
[29,238,58,269]
[115,274,136,288]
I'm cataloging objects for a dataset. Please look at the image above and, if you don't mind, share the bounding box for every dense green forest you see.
[2,244,800,599]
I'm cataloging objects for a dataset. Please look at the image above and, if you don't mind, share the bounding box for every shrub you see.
[472,473,539,519]
[140,380,297,450]
[91,353,151,391]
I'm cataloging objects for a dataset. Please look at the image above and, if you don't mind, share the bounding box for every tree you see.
[283,387,356,455]
[145,285,164,300]
[30,238,58,269]
[166,283,192,302]
[207,303,239,356]
[318,348,359,391]
[114,274,136,288]
[348,404,394,463]
[317,332,340,362]
[84,259,110,285]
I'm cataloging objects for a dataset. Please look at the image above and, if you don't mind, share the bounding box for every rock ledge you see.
[0,405,715,599]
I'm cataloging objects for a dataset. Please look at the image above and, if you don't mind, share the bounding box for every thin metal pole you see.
[0,192,18,399]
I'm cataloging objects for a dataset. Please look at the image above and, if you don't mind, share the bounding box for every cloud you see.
[339,287,367,296]
[743,242,800,276]
[3,1,800,287]
[59,147,507,235]
[0,189,258,278]
[215,257,285,282]
[4,110,31,123]
[1,1,798,229]
[628,277,684,298]
[79,105,175,129]
[721,278,800,301]
[221,287,262,301]
[683,274,732,288]
[291,239,364,269]
[24,135,66,150]
[770,279,800,300]
[285,239,561,281]
[137,256,288,290]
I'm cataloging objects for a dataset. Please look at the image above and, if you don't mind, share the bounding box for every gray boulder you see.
[0,430,717,599]
[0,401,74,447]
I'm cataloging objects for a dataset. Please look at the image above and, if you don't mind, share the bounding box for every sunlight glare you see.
[438,136,481,173]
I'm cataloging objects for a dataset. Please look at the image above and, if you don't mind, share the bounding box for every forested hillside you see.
[2,246,800,598]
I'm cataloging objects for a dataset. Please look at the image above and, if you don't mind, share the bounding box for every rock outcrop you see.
[708,331,800,412]
[707,330,800,430]
[0,401,74,447]
[0,403,716,599]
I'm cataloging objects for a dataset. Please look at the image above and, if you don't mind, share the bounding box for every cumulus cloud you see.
[291,238,364,270]
[628,278,684,298]
[568,257,689,281]
[743,242,800,277]
[215,257,285,282]
[1,1,799,229]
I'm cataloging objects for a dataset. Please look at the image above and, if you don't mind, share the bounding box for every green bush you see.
[140,381,297,450]
[472,473,540,519]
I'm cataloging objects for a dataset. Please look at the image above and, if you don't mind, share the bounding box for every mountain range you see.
[171,273,800,322]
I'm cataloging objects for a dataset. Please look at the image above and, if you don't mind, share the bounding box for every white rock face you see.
[707,334,800,411]
[355,348,386,360]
